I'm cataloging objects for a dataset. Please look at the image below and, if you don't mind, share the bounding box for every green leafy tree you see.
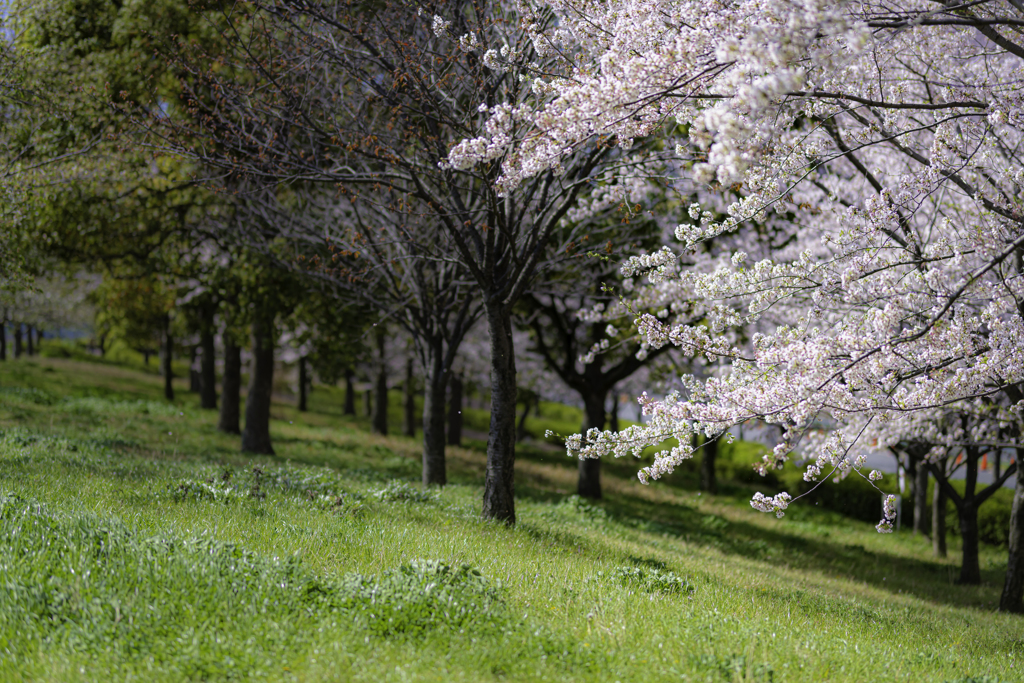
[92,273,173,366]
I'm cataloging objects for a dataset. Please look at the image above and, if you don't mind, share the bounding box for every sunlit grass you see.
[0,355,1019,682]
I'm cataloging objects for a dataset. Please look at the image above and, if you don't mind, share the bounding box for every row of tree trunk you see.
[157,308,1024,613]
[161,313,439,462]
[342,349,465,451]
[158,311,268,453]
[0,321,43,360]
[156,304,1024,612]
[892,439,1024,613]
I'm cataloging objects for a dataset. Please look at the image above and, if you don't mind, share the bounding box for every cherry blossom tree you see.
[447,0,1024,606]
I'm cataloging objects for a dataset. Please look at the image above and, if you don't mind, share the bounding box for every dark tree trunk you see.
[933,476,947,558]
[0,320,6,361]
[200,327,217,410]
[343,368,356,415]
[218,341,241,434]
[404,356,416,437]
[372,331,388,435]
[1000,446,1024,612]
[482,306,518,524]
[162,318,174,401]
[577,391,607,500]
[958,500,981,585]
[957,449,982,584]
[422,337,447,486]
[610,390,620,432]
[189,346,201,393]
[241,314,275,454]
[364,389,372,417]
[700,435,718,494]
[447,373,463,447]
[36,329,43,350]
[578,458,602,500]
[143,350,151,365]
[14,324,22,357]
[913,464,929,536]
[298,356,308,412]
[26,325,33,356]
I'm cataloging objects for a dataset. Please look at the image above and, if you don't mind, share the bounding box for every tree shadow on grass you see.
[238,400,1010,612]
[514,483,1004,611]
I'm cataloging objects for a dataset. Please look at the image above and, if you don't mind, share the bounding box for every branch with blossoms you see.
[429,0,1024,608]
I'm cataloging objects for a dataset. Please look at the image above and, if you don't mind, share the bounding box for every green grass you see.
[0,356,1021,682]
[40,337,192,378]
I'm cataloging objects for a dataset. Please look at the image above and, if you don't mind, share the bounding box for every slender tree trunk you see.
[13,323,21,358]
[218,341,241,434]
[189,346,201,393]
[1000,446,1024,612]
[26,325,33,356]
[447,373,463,447]
[700,435,718,494]
[0,320,6,361]
[343,368,356,415]
[448,374,464,448]
[905,457,917,526]
[610,390,620,432]
[241,314,275,454]
[422,337,447,486]
[404,356,416,437]
[200,326,217,410]
[482,305,518,524]
[36,329,43,351]
[143,350,150,365]
[956,449,982,584]
[577,391,607,499]
[372,330,388,435]
[913,464,929,536]
[958,500,981,584]
[298,356,308,412]
[933,478,947,558]
[162,317,174,401]
[364,389,372,417]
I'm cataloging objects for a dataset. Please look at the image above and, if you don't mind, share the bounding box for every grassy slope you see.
[0,355,1019,682]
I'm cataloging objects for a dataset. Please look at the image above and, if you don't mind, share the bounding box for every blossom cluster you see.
[751,492,791,519]
[876,495,898,534]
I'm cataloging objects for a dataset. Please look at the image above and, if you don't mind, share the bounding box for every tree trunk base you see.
[481,307,517,525]
[242,316,275,455]
[218,342,241,434]
[422,338,447,487]
[577,458,602,499]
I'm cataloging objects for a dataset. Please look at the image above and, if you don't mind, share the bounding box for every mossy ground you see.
[0,352,1019,682]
